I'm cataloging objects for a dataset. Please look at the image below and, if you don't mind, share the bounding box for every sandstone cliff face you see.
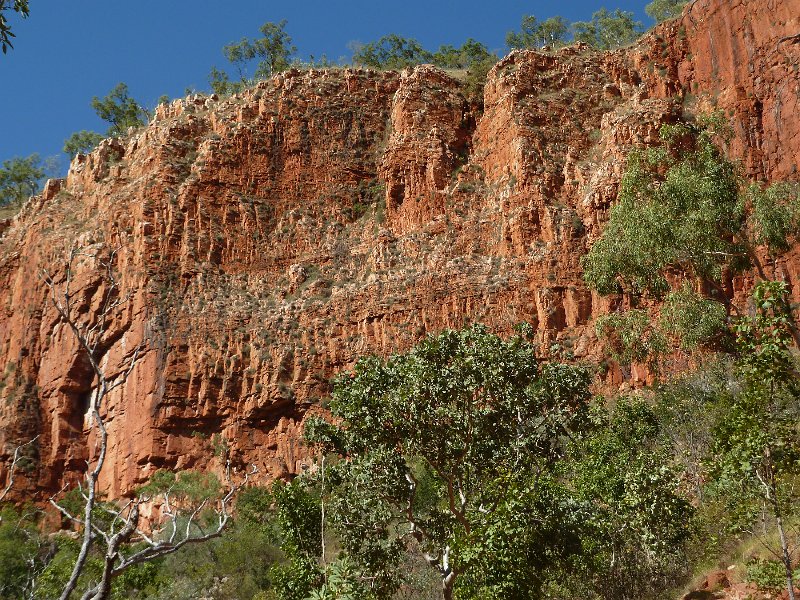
[0,0,798,499]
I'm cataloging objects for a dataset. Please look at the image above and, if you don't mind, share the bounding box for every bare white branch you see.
[0,435,39,503]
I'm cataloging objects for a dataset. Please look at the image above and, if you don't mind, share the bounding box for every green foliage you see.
[747,559,800,592]
[352,34,432,69]
[133,470,223,519]
[566,399,695,598]
[211,20,296,95]
[270,479,322,557]
[660,284,729,351]
[91,83,148,137]
[749,181,800,254]
[595,309,668,365]
[431,39,498,102]
[34,537,102,600]
[0,153,47,207]
[265,479,325,600]
[573,8,644,50]
[506,15,570,49]
[583,120,744,297]
[708,281,800,596]
[645,0,689,23]
[270,553,323,600]
[306,558,371,600]
[209,65,243,96]
[0,0,28,53]
[0,505,45,599]
[147,521,280,600]
[305,324,601,597]
[63,130,105,158]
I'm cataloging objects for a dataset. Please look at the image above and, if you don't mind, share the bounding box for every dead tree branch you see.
[0,435,40,503]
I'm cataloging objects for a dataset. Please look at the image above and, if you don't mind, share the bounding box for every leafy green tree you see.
[431,38,493,69]
[506,15,570,49]
[305,325,594,599]
[351,34,433,69]
[209,65,242,96]
[267,479,324,600]
[429,39,497,103]
[710,281,800,600]
[63,130,105,159]
[91,83,148,137]
[0,505,47,599]
[645,0,688,23]
[583,118,800,361]
[0,153,47,208]
[565,399,695,599]
[573,8,643,50]
[582,116,800,598]
[210,20,296,95]
[584,120,743,299]
[0,0,28,53]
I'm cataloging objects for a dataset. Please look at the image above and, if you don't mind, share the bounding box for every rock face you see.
[0,0,798,499]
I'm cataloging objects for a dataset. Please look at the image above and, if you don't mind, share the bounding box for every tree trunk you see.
[777,512,796,600]
[442,571,456,600]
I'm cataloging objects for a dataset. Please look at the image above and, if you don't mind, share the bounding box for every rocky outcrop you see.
[0,0,798,499]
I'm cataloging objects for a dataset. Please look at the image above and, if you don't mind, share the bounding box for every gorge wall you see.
[0,0,798,499]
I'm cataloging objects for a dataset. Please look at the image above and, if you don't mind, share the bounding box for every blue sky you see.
[0,1,654,173]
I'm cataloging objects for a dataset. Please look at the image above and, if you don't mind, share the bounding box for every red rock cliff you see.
[0,0,798,499]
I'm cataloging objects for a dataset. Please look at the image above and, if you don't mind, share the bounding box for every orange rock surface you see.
[0,0,798,499]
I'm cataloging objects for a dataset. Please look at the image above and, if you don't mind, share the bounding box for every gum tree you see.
[91,83,148,137]
[0,154,47,208]
[711,281,800,600]
[583,117,800,362]
[210,20,296,95]
[305,325,593,599]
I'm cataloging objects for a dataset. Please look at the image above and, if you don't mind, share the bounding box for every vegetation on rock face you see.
[2,4,800,600]
[584,116,800,364]
[63,131,105,159]
[91,83,149,138]
[0,153,48,209]
[210,20,297,96]
[584,115,800,600]
[506,15,571,49]
[645,0,689,23]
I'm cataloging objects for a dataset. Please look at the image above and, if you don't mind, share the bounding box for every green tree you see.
[91,83,148,137]
[710,281,800,600]
[351,34,432,69]
[0,153,47,208]
[305,325,595,599]
[266,480,325,600]
[583,118,800,361]
[582,117,800,598]
[430,39,497,103]
[430,39,493,70]
[208,65,241,96]
[63,130,105,159]
[506,15,570,49]
[573,8,643,50]
[0,0,28,53]
[0,505,46,599]
[645,0,688,23]
[210,20,296,95]
[564,399,695,599]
